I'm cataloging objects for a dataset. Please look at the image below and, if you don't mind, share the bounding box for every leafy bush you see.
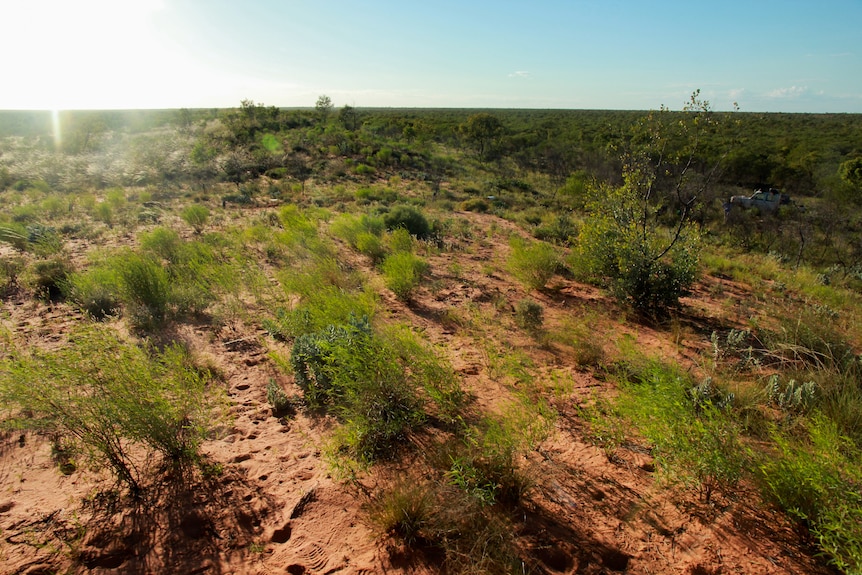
[290,316,425,462]
[382,251,429,301]
[507,237,559,290]
[576,181,700,315]
[384,205,430,239]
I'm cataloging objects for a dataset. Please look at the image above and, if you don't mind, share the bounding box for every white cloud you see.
[508,71,530,78]
[766,86,808,99]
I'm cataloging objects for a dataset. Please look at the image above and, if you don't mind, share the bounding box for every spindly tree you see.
[577,91,733,315]
[315,95,334,126]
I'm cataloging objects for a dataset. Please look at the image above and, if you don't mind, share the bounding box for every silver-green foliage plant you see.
[0,326,217,493]
[766,375,819,413]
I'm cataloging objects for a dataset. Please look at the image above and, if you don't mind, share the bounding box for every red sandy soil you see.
[0,210,837,575]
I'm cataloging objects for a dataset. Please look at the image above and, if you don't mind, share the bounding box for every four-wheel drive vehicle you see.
[729,188,791,212]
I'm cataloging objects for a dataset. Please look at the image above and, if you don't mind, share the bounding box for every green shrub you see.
[460,198,489,213]
[576,182,699,314]
[94,202,114,226]
[181,204,210,234]
[758,416,862,573]
[32,256,73,301]
[0,326,218,492]
[115,251,172,328]
[382,252,429,301]
[381,324,464,423]
[66,266,122,319]
[290,317,373,408]
[507,237,559,290]
[386,227,415,254]
[140,226,183,264]
[514,298,544,333]
[290,316,425,462]
[384,205,430,239]
[533,213,578,245]
[615,360,746,502]
[330,213,387,262]
[269,258,376,338]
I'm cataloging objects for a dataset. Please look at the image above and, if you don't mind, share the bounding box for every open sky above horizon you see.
[2,0,860,113]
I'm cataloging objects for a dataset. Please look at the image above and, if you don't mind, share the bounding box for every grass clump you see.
[65,265,122,319]
[507,237,559,290]
[758,415,862,574]
[181,204,210,234]
[382,251,429,301]
[114,251,172,328]
[30,256,74,301]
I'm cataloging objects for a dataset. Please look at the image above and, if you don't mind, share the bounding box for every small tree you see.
[339,104,361,131]
[461,113,503,160]
[315,95,334,126]
[576,91,732,315]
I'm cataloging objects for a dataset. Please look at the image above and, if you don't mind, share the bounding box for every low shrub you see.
[382,252,429,301]
[290,316,425,462]
[384,205,430,239]
[31,256,74,301]
[507,237,559,290]
[514,298,544,333]
[0,326,218,492]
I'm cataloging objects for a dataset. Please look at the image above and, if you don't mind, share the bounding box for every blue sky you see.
[2,0,860,112]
